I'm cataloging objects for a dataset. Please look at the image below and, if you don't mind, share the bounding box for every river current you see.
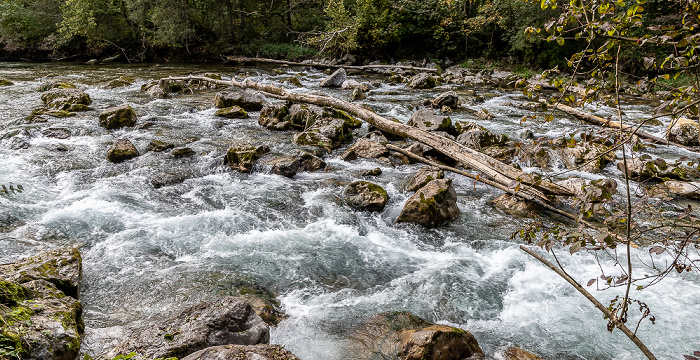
[0,62,698,359]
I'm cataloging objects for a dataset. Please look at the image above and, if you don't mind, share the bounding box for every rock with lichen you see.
[405,166,445,192]
[667,118,700,146]
[408,109,452,132]
[397,178,461,227]
[99,104,138,129]
[107,138,139,163]
[343,181,389,212]
[40,88,92,111]
[215,90,268,111]
[0,248,84,360]
[225,143,270,172]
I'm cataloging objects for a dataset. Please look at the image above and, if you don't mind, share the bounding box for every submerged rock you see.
[319,68,347,87]
[146,140,175,152]
[104,296,270,360]
[667,118,700,146]
[107,138,139,163]
[408,109,452,132]
[407,73,436,89]
[347,311,483,360]
[405,166,445,192]
[182,344,301,360]
[151,172,188,188]
[0,248,84,360]
[99,104,138,129]
[225,144,270,172]
[107,76,134,88]
[215,90,268,111]
[397,179,461,227]
[38,82,76,92]
[343,181,389,212]
[0,78,14,86]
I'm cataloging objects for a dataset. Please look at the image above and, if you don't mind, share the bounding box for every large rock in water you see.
[0,248,84,360]
[107,138,139,163]
[557,142,615,173]
[649,180,700,200]
[182,344,301,360]
[215,105,249,118]
[343,181,389,212]
[456,129,507,150]
[293,115,361,152]
[225,143,270,172]
[405,166,444,192]
[397,179,461,228]
[215,90,268,111]
[667,118,700,146]
[104,296,269,360]
[347,312,483,360]
[617,157,698,181]
[319,68,347,87]
[40,88,92,111]
[432,91,460,109]
[408,109,452,132]
[99,104,138,129]
[407,73,436,89]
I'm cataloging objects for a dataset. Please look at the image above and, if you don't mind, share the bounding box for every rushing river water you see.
[0,62,698,359]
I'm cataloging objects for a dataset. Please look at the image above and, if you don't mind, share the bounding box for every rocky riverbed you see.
[1,62,699,359]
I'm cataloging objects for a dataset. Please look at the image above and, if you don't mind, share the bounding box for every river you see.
[0,62,698,359]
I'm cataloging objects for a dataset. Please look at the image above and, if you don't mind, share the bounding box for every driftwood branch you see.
[167,75,574,199]
[520,245,657,360]
[224,56,439,73]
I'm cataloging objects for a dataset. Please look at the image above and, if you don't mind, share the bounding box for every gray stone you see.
[432,91,460,109]
[407,73,436,89]
[667,118,700,146]
[397,179,461,227]
[456,130,507,150]
[181,344,301,360]
[405,166,445,192]
[225,144,270,172]
[215,90,268,111]
[319,68,347,87]
[408,109,452,132]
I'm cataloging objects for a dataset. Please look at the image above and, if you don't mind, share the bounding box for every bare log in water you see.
[165,75,574,199]
[224,56,439,73]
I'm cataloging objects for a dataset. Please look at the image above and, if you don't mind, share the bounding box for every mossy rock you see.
[99,104,138,129]
[38,82,76,92]
[408,109,452,132]
[215,106,249,119]
[397,178,461,228]
[41,88,92,111]
[284,77,303,87]
[214,90,268,111]
[0,248,82,298]
[258,103,292,130]
[343,181,389,212]
[0,79,14,86]
[0,280,29,305]
[225,144,270,172]
[172,147,196,158]
[107,76,134,88]
[146,140,175,152]
[107,138,140,163]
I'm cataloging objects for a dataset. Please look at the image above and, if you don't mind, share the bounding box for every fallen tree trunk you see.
[543,99,698,152]
[166,75,574,199]
[224,56,439,73]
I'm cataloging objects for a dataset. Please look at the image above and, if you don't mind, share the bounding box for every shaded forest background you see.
[0,0,684,71]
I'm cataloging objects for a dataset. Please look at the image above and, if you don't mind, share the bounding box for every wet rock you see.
[225,144,270,172]
[617,157,697,181]
[555,178,617,202]
[407,73,436,89]
[104,296,270,360]
[216,105,249,118]
[172,147,196,158]
[265,157,299,178]
[288,103,324,128]
[397,179,461,227]
[649,180,700,200]
[99,104,138,129]
[107,138,139,163]
[258,103,292,130]
[151,172,188,188]
[667,118,700,146]
[319,68,347,87]
[342,137,388,160]
[408,109,452,132]
[518,129,534,139]
[293,116,357,152]
[107,76,134,88]
[284,77,303,87]
[405,166,445,192]
[557,142,615,173]
[502,346,545,360]
[432,91,460,109]
[343,181,389,212]
[0,248,84,360]
[215,90,268,111]
[145,84,166,98]
[0,78,14,86]
[351,87,366,101]
[362,168,382,177]
[453,120,485,135]
[492,194,538,217]
[42,128,72,139]
[38,82,76,92]
[456,130,508,150]
[146,140,175,152]
[289,149,326,172]
[475,108,494,120]
[347,312,483,360]
[182,344,301,360]
[41,88,92,111]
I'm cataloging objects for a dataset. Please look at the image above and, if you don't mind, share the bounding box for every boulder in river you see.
[341,136,389,160]
[649,180,700,200]
[502,346,545,360]
[453,120,486,135]
[107,76,134,88]
[0,78,14,86]
[215,105,249,118]
[264,157,300,178]
[151,172,188,188]
[456,129,508,150]
[293,113,360,152]
[104,296,270,360]
[146,140,175,152]
[258,103,292,130]
[0,248,84,360]
[351,87,366,101]
[408,109,452,132]
[492,193,538,217]
[667,118,700,146]
[343,181,389,212]
[40,88,92,111]
[38,82,76,92]
[99,104,138,129]
[319,68,347,87]
[432,91,460,109]
[347,311,483,360]
[558,142,615,173]
[225,143,270,172]
[405,166,445,192]
[407,73,436,89]
[617,157,698,181]
[182,344,301,360]
[215,90,268,111]
[555,178,617,202]
[107,138,139,163]
[289,148,326,172]
[397,178,461,228]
